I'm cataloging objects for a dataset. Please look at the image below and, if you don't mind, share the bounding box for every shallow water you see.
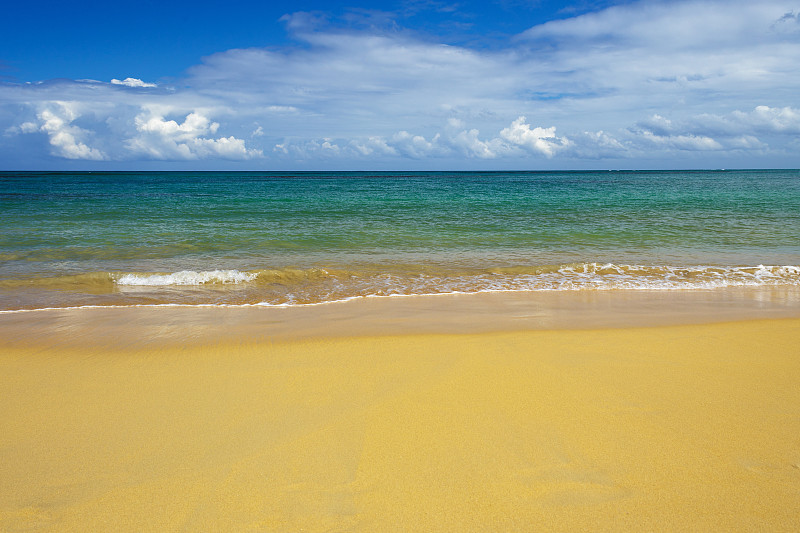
[1,170,799,310]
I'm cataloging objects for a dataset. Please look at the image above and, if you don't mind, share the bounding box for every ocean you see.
[1,169,799,311]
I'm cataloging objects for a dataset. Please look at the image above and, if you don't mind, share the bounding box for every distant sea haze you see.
[1,170,799,310]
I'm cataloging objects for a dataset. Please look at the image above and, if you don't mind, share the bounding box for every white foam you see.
[4,263,797,313]
[116,270,257,286]
[503,263,800,291]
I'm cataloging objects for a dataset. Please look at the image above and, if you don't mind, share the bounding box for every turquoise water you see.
[1,170,799,310]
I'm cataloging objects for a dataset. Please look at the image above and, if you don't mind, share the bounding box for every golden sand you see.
[1,318,799,531]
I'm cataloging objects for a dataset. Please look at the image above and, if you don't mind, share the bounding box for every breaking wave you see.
[116,269,258,286]
[1,263,798,311]
[109,263,800,305]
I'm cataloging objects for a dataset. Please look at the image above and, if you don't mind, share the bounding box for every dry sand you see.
[1,310,799,531]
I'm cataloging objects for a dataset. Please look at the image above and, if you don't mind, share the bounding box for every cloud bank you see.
[2,0,800,168]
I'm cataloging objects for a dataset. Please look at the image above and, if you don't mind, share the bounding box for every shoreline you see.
[1,315,799,531]
[1,286,799,349]
[2,262,798,312]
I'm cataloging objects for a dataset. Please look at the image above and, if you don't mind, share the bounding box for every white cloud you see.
[272,116,569,161]
[2,0,800,168]
[640,131,723,151]
[111,77,157,88]
[136,110,219,137]
[447,127,500,159]
[561,130,629,159]
[499,116,570,157]
[628,113,723,151]
[265,105,299,113]
[518,0,800,120]
[634,114,675,137]
[731,105,800,133]
[391,131,442,159]
[19,121,39,133]
[126,109,262,160]
[185,28,527,138]
[626,105,800,153]
[21,102,108,160]
[274,138,344,159]
[727,135,766,150]
[347,136,398,157]
[178,0,800,165]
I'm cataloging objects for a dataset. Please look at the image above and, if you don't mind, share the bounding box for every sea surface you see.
[1,170,799,311]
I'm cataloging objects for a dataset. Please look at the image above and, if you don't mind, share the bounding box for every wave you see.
[493,263,800,291]
[116,269,258,286]
[2,264,798,292]
[0,264,798,311]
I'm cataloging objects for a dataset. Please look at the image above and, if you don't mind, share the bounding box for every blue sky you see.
[2,0,799,170]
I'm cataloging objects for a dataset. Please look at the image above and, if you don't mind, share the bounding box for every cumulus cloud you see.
[153,0,800,166]
[620,105,800,154]
[111,77,157,88]
[731,105,800,133]
[499,117,570,157]
[272,116,570,161]
[564,130,629,159]
[16,101,107,160]
[40,108,107,160]
[126,109,262,160]
[347,136,398,157]
[391,131,443,159]
[2,0,800,168]
[627,114,718,151]
[274,138,343,159]
[440,118,501,158]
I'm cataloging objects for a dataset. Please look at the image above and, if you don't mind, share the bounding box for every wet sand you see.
[1,293,799,531]
[1,286,799,349]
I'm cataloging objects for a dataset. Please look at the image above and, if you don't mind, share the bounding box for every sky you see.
[1,0,800,170]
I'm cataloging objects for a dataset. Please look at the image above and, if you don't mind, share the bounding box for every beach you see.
[5,0,800,523]
[1,170,799,530]
[1,294,800,531]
